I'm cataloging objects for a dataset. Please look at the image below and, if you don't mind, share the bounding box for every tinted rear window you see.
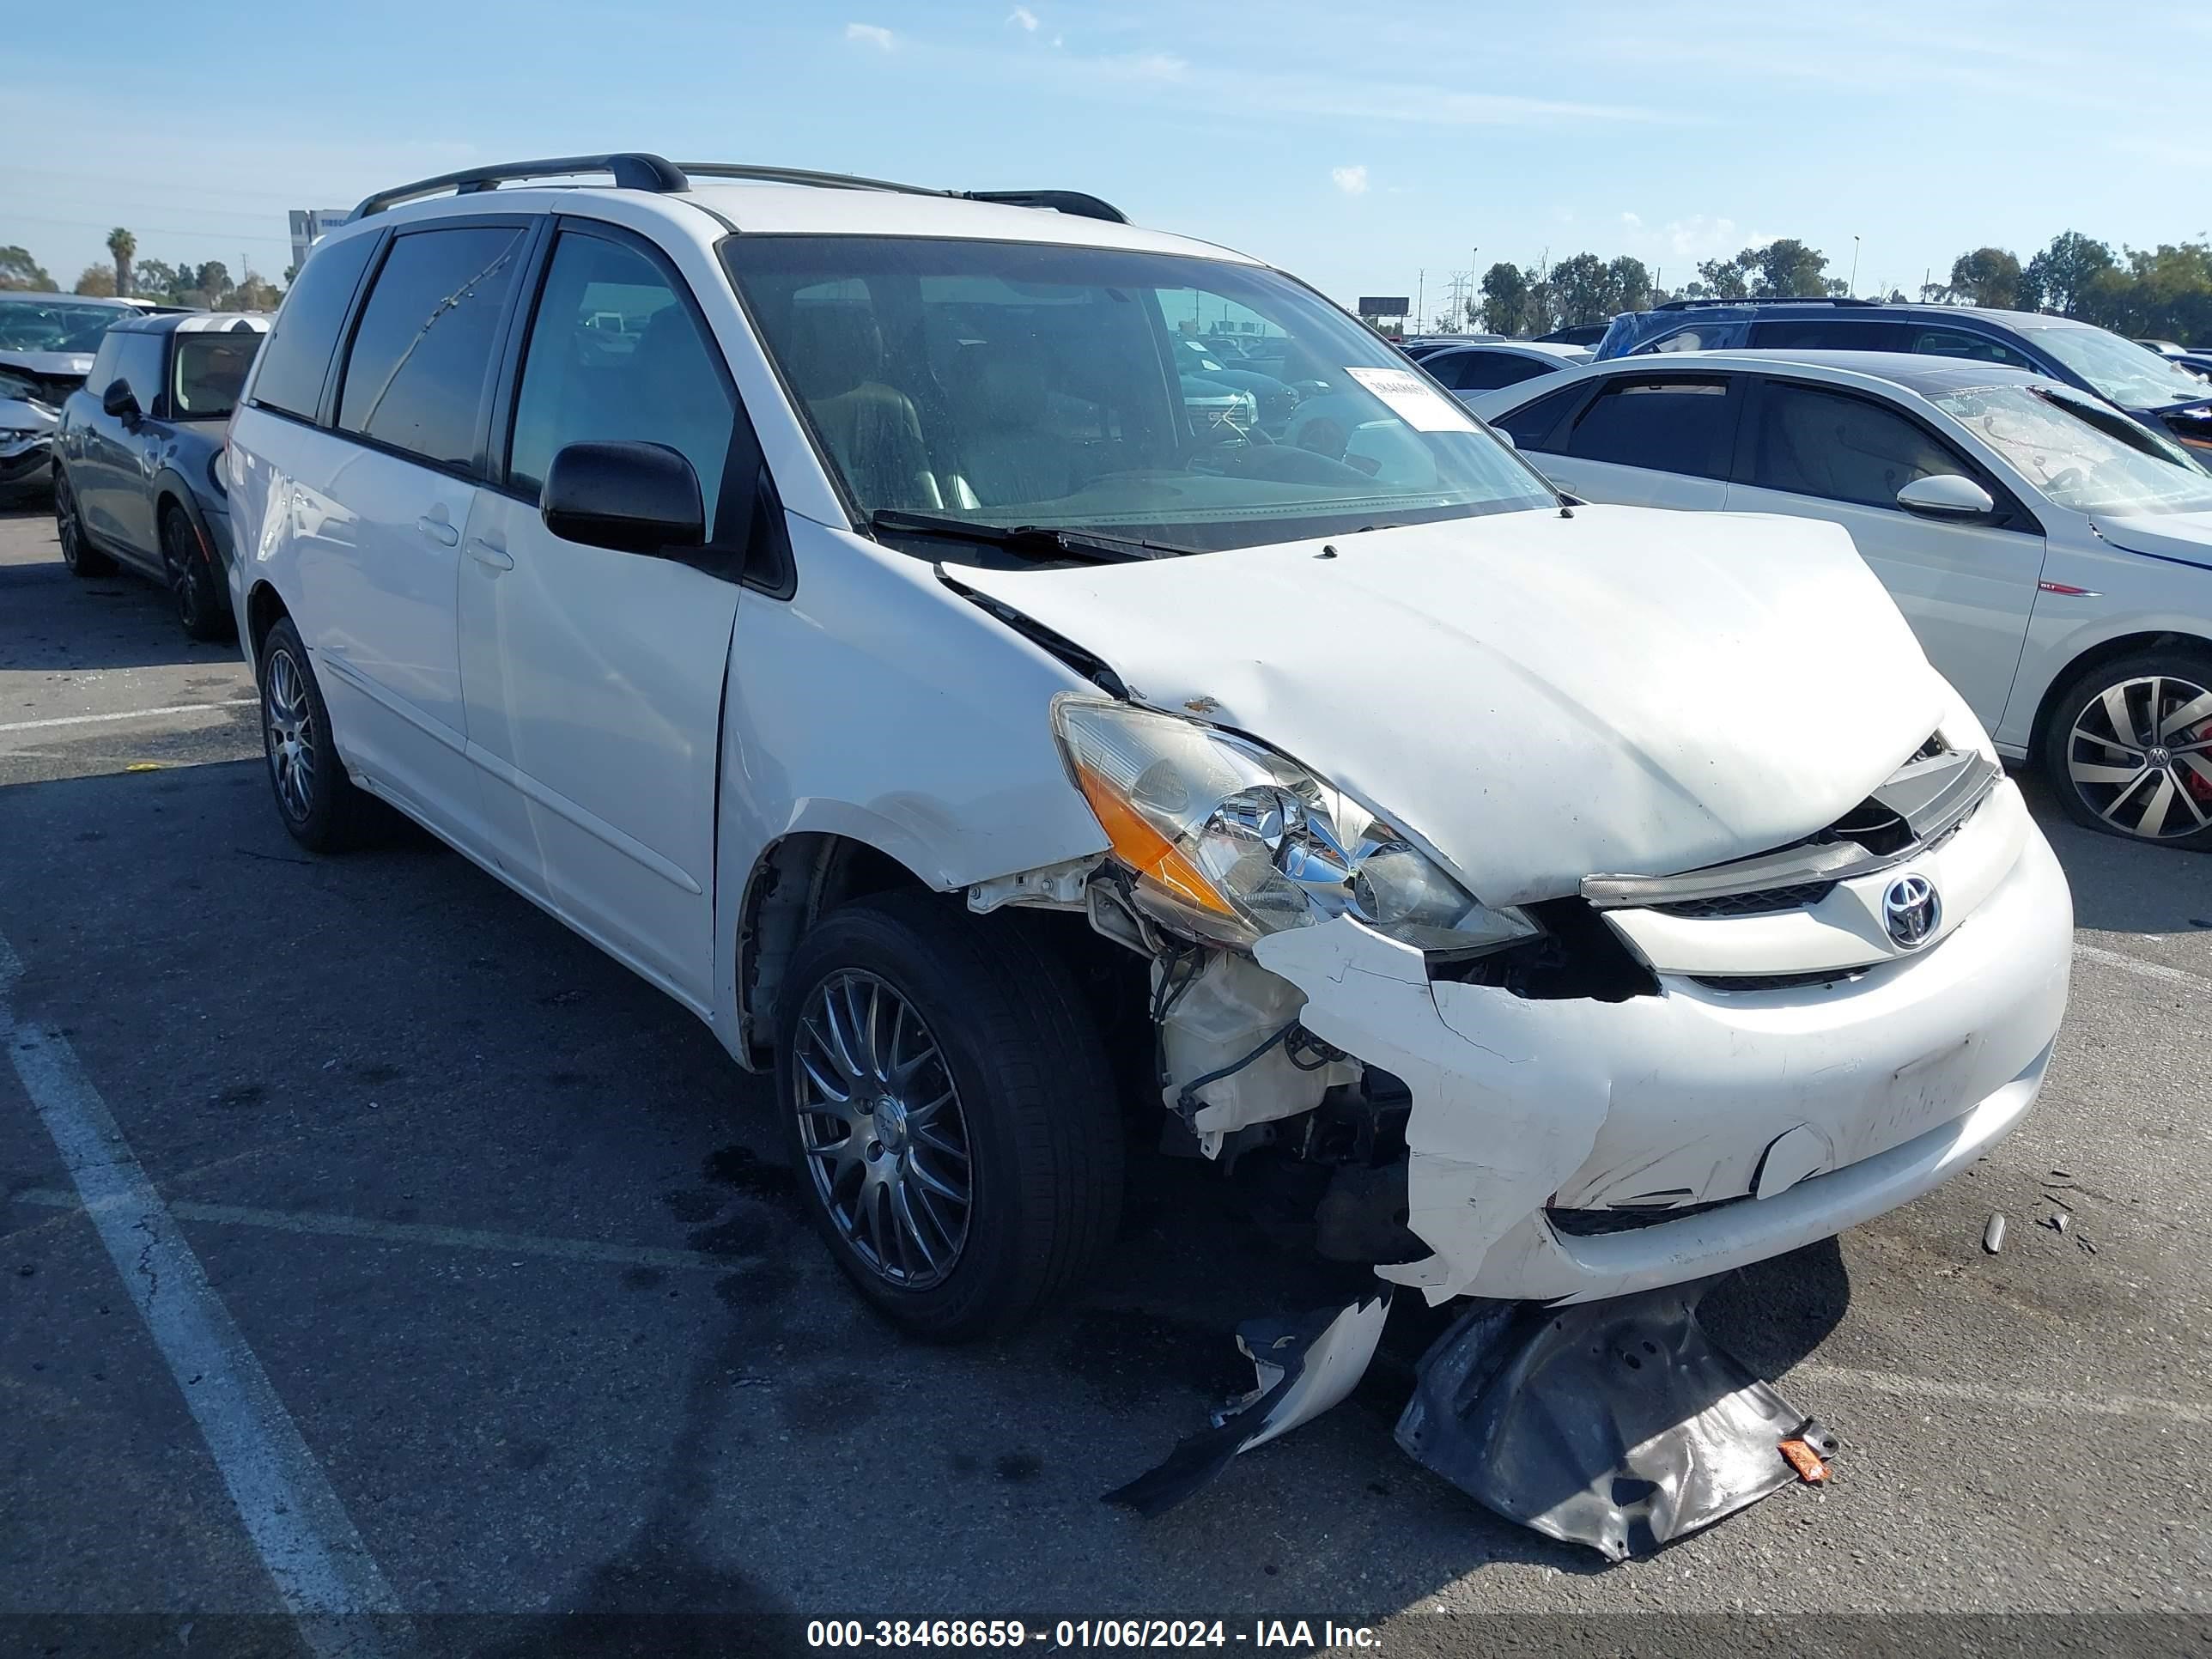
[1563,377,1737,477]
[338,226,526,469]
[1747,319,1907,351]
[251,231,379,421]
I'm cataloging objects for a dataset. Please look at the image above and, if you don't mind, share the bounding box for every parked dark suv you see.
[1595,298,2212,455]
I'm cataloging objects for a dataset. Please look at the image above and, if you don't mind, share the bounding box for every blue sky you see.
[9,2,2209,315]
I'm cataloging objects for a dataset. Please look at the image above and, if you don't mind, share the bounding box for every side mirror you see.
[541,441,704,555]
[101,379,140,421]
[1489,425,1518,449]
[1896,473,1996,520]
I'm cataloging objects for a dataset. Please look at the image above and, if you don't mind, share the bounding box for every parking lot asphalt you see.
[2,498,2209,1656]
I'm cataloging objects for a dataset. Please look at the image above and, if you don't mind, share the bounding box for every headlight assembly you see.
[1052,696,1536,954]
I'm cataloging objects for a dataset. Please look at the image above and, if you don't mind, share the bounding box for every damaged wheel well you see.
[738,833,923,1066]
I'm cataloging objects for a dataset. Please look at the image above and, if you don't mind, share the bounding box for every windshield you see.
[0,301,129,355]
[172,331,263,419]
[2025,322,2212,411]
[1936,383,2212,516]
[723,237,1554,552]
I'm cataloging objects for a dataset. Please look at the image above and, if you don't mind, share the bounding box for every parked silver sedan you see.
[1474,349,2212,848]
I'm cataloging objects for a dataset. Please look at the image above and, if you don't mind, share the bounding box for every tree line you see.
[0,228,284,313]
[1461,230,2209,343]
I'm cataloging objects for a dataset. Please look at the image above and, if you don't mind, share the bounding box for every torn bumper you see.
[1255,799,2071,1305]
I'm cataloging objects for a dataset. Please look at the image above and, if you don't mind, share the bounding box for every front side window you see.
[1905,327,2034,370]
[507,232,735,520]
[1562,376,1737,477]
[724,236,1552,553]
[252,230,380,422]
[1751,381,1970,508]
[1935,383,2212,516]
[171,330,263,419]
[1494,383,1587,453]
[338,226,526,468]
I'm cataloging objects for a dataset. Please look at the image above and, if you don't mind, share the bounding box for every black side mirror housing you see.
[101,378,140,421]
[540,441,705,555]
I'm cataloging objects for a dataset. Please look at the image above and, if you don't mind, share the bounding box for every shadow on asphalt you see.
[2014,766,2212,935]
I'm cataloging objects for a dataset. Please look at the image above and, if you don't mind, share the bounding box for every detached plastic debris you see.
[1394,1279,1838,1561]
[1104,1292,1391,1516]
[1983,1212,2008,1254]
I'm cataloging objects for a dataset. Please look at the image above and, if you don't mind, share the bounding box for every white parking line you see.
[0,932,408,1659]
[10,1188,763,1274]
[0,697,258,734]
[2074,941,2212,994]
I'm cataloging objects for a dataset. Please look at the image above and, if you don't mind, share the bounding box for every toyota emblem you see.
[1882,873,1940,949]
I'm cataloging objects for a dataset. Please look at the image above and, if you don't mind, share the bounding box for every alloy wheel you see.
[161,515,203,630]
[55,478,81,569]
[793,969,973,1291]
[263,647,318,823]
[2064,674,2212,841]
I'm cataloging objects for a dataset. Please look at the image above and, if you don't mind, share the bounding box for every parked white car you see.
[1419,338,1590,404]
[223,158,2070,1437]
[1474,350,2212,848]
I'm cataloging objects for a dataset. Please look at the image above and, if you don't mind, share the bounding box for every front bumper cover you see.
[1253,787,2073,1304]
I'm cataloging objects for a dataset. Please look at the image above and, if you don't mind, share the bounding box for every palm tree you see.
[106,228,136,298]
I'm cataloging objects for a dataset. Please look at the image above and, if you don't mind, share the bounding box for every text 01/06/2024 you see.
[805,1620,1381,1648]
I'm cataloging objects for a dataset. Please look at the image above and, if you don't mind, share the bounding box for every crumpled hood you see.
[2093,511,2212,571]
[956,505,1949,904]
[0,396,58,434]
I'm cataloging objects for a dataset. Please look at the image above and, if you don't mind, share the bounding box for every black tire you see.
[161,503,233,641]
[775,890,1122,1340]
[53,470,116,578]
[2039,645,2212,850]
[258,617,380,852]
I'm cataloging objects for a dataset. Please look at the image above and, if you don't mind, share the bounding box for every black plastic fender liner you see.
[1395,1278,1838,1560]
[1104,1291,1392,1516]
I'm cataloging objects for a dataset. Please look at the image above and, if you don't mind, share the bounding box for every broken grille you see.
[1653,880,1837,919]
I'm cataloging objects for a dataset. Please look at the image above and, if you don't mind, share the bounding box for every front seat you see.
[954,343,1079,507]
[781,307,941,510]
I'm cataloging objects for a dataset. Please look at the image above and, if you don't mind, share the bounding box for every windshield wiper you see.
[870,509,1194,563]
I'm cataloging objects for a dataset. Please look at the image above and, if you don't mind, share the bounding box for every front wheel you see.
[775,890,1122,1340]
[2040,647,2212,849]
[53,471,116,578]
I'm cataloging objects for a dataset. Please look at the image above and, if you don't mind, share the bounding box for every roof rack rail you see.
[678,164,1127,223]
[349,155,1133,227]
[348,153,689,221]
[1654,295,1877,312]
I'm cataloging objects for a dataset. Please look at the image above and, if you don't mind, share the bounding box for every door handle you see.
[416,514,460,547]
[466,538,513,572]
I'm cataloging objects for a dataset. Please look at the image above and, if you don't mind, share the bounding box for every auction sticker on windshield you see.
[1344,364,1480,432]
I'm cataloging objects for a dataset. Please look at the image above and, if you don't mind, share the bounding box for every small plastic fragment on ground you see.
[2044,1212,2070,1234]
[1982,1213,2007,1254]
[2076,1236,2098,1255]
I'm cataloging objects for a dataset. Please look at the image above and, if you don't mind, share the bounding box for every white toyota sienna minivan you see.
[227,155,2071,1399]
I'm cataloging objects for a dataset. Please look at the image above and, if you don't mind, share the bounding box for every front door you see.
[1725,376,2045,729]
[457,224,750,1009]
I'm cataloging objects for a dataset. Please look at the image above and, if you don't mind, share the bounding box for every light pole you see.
[1849,235,1860,299]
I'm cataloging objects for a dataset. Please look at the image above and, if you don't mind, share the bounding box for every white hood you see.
[2093,512,2212,571]
[956,505,1949,905]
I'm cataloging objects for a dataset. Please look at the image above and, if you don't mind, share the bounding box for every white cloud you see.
[843,21,895,49]
[1620,211,1643,228]
[1007,5,1039,29]
[1330,164,1370,196]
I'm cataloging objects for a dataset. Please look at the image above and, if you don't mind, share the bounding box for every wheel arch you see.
[734,830,933,1070]
[245,580,291,672]
[2027,627,2212,762]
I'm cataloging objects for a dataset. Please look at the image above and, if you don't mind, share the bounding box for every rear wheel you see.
[259,617,380,852]
[54,471,116,578]
[2040,647,2212,850]
[161,503,231,641]
[775,890,1122,1340]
